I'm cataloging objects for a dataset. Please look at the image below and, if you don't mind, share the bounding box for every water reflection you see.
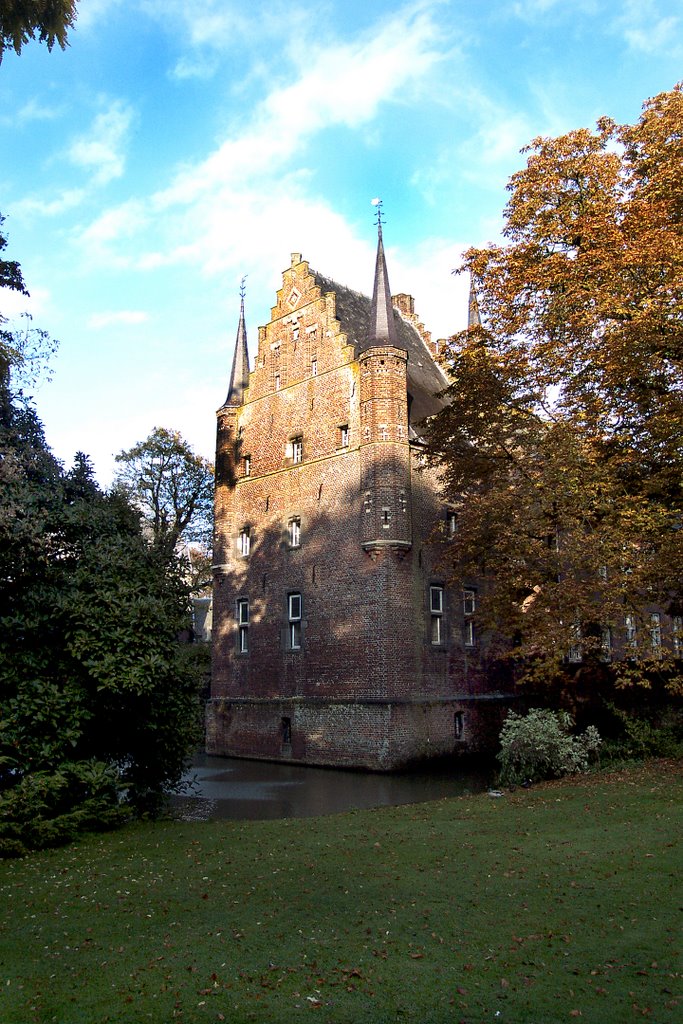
[170,753,491,822]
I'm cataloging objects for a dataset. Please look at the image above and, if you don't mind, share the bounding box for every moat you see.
[170,753,492,821]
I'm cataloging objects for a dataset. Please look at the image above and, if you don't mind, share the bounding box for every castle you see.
[206,219,511,769]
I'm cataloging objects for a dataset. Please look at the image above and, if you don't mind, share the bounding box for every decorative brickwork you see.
[207,236,514,769]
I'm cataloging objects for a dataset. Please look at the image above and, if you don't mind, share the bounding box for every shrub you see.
[600,704,683,763]
[498,708,601,786]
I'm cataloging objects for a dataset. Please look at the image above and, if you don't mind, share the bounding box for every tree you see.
[426,84,683,696]
[0,0,77,62]
[0,226,203,855]
[114,427,214,560]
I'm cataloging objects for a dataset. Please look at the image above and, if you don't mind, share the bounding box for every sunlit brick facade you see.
[206,229,509,769]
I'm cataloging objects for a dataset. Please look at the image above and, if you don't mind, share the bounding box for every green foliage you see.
[0,760,127,858]
[0,296,203,853]
[114,426,214,558]
[601,704,683,762]
[0,0,77,61]
[498,708,601,786]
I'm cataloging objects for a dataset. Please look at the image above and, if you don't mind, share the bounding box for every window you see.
[430,585,444,646]
[288,517,301,548]
[238,527,251,557]
[275,373,281,391]
[650,613,661,655]
[447,511,457,537]
[381,508,391,529]
[292,436,303,463]
[625,613,637,649]
[454,712,464,739]
[673,616,682,657]
[311,358,317,376]
[288,592,302,650]
[339,425,349,448]
[379,424,389,441]
[281,716,292,745]
[243,455,251,477]
[462,589,476,647]
[236,598,249,653]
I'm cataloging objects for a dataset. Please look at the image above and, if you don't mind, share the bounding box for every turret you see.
[214,280,250,568]
[468,274,482,330]
[359,204,412,553]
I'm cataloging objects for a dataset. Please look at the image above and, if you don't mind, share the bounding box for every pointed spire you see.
[368,199,399,348]
[224,276,250,406]
[467,274,482,330]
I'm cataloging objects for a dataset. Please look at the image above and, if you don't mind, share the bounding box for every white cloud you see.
[73,1,448,283]
[0,285,51,318]
[79,199,148,262]
[68,99,134,186]
[611,0,681,55]
[17,98,64,123]
[74,0,125,31]
[87,310,151,329]
[12,189,85,219]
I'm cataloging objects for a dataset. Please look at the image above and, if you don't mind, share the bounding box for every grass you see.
[0,760,681,1024]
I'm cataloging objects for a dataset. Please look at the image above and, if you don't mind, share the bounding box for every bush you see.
[498,708,601,786]
[600,705,683,764]
[0,760,128,856]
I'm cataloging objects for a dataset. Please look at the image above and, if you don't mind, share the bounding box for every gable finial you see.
[371,197,384,237]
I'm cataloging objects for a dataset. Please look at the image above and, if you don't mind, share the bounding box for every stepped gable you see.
[311,269,448,425]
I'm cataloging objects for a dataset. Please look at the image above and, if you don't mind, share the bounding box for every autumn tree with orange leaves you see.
[426,84,683,696]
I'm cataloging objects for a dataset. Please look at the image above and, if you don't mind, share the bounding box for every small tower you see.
[214,279,249,569]
[467,274,482,330]
[358,204,412,552]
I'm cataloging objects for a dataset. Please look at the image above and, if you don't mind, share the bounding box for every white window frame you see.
[288,592,302,650]
[447,511,457,537]
[463,588,476,615]
[238,528,250,557]
[237,598,249,653]
[292,436,303,464]
[288,517,301,548]
[340,425,349,448]
[243,455,251,477]
[464,619,475,648]
[625,613,637,649]
[311,358,317,377]
[430,585,444,646]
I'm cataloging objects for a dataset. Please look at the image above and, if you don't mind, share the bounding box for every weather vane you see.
[239,274,247,302]
[371,197,385,230]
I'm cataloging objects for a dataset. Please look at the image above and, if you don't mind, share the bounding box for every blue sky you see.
[1,0,681,483]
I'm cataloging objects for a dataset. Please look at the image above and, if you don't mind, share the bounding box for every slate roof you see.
[225,291,250,407]
[312,270,449,426]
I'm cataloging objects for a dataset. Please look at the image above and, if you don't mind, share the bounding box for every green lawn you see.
[1,760,681,1024]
